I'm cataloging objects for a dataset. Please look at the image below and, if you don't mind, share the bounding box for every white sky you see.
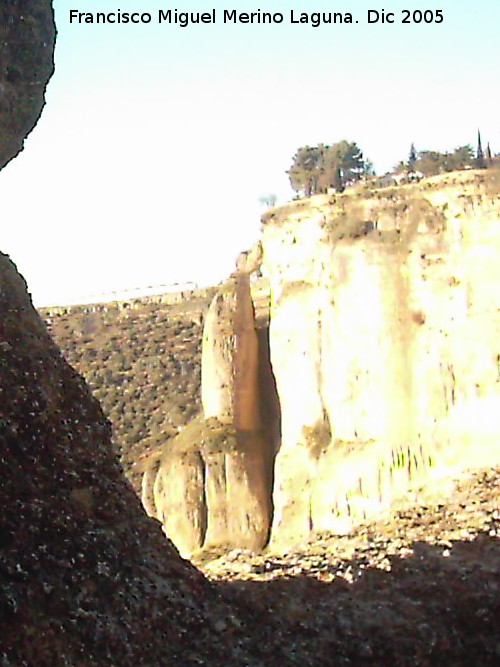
[1,0,499,306]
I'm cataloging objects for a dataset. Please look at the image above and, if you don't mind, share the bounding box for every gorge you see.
[44,168,500,558]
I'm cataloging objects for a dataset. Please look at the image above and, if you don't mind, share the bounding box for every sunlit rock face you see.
[70,170,500,555]
[261,171,500,545]
[200,273,272,550]
[0,0,55,169]
[146,273,274,556]
[202,272,262,431]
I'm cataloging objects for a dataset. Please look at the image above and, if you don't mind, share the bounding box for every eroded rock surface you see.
[144,273,274,556]
[261,170,500,545]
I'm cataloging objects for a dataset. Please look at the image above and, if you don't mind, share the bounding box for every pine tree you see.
[476,130,485,168]
[408,143,417,172]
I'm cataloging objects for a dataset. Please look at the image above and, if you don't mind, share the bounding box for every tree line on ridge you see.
[285,132,497,198]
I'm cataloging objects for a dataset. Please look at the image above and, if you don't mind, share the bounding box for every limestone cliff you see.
[143,272,275,556]
[260,169,500,545]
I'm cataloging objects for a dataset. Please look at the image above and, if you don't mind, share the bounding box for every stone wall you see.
[42,284,217,315]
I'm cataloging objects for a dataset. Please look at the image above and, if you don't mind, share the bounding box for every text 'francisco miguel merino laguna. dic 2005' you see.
[69,8,446,26]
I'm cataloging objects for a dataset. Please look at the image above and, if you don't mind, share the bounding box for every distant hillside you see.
[40,288,216,490]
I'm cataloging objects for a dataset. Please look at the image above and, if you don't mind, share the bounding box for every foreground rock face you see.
[0,0,55,169]
[0,252,256,664]
[0,12,265,658]
[261,170,500,545]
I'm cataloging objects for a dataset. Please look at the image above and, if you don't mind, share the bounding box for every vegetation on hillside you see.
[43,302,206,491]
[397,132,497,177]
[396,144,475,177]
[287,132,497,199]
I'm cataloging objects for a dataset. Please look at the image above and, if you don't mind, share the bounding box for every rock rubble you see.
[200,467,500,666]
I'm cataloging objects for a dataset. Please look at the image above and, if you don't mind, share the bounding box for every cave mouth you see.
[256,325,281,543]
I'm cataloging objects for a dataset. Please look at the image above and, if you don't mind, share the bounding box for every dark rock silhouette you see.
[0,252,266,664]
[0,4,266,664]
[0,0,55,170]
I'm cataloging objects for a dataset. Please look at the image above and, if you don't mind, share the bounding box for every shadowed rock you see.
[0,252,265,664]
[0,4,267,663]
[0,0,55,169]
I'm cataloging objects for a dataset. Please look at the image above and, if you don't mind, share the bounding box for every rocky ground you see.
[199,467,500,666]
